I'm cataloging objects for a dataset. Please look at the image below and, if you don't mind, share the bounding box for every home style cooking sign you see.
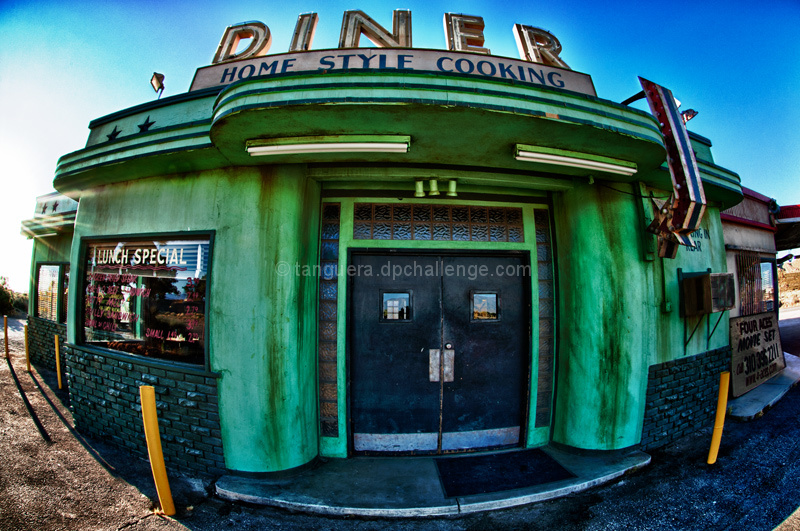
[189,10,596,96]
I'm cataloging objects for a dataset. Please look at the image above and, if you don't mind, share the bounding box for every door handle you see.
[443,348,455,383]
[429,349,440,382]
[430,348,455,382]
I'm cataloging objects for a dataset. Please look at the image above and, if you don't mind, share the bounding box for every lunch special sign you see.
[730,312,785,397]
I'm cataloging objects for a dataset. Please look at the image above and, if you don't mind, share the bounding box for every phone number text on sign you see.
[730,312,784,397]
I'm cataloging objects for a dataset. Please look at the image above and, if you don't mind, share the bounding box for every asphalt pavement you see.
[780,305,800,356]
[1,312,800,530]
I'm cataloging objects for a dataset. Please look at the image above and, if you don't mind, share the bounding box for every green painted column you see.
[213,165,321,473]
[552,181,650,450]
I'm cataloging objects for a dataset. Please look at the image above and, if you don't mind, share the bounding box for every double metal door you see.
[350,252,529,454]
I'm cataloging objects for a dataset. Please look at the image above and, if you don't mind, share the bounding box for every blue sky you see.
[1,0,798,292]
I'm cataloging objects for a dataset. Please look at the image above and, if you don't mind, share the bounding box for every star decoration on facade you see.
[138,116,156,132]
[646,193,696,258]
[106,126,121,141]
[52,201,59,212]
[646,194,673,235]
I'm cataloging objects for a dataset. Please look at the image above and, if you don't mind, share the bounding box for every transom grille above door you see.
[353,203,524,242]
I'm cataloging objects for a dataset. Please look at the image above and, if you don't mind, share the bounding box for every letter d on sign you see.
[213,22,272,64]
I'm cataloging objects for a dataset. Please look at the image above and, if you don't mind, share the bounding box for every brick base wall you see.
[27,316,67,373]
[640,346,731,451]
[65,346,226,477]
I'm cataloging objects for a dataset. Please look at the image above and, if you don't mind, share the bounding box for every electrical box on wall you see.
[682,273,735,317]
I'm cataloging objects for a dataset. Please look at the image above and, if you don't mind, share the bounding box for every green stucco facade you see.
[39,58,741,474]
[63,167,320,472]
[553,182,729,449]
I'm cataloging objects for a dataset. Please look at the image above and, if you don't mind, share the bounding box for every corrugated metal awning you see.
[776,204,800,251]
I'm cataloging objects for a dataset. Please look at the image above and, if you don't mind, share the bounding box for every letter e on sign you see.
[444,13,490,55]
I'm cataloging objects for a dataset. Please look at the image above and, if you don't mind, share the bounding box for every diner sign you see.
[730,312,785,397]
[189,10,596,96]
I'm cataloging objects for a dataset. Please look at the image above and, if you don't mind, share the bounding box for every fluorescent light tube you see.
[515,150,637,176]
[248,142,409,156]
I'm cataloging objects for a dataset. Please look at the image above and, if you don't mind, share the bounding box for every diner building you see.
[23,11,746,478]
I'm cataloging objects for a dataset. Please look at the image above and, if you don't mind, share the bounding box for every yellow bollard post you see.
[54,335,63,390]
[140,385,176,516]
[25,325,30,372]
[4,315,8,359]
[707,371,731,464]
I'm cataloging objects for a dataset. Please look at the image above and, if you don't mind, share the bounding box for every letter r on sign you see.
[513,24,569,69]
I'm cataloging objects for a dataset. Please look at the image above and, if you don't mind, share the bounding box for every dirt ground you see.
[0,316,369,531]
[0,317,183,530]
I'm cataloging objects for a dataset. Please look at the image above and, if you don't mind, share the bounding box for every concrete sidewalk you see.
[728,352,800,421]
[216,446,651,518]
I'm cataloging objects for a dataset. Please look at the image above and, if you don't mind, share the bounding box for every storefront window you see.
[62,267,70,322]
[736,251,776,316]
[36,265,60,321]
[761,262,775,312]
[81,236,211,365]
[36,264,69,323]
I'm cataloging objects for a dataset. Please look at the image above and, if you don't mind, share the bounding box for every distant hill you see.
[781,259,800,274]
[779,259,800,307]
